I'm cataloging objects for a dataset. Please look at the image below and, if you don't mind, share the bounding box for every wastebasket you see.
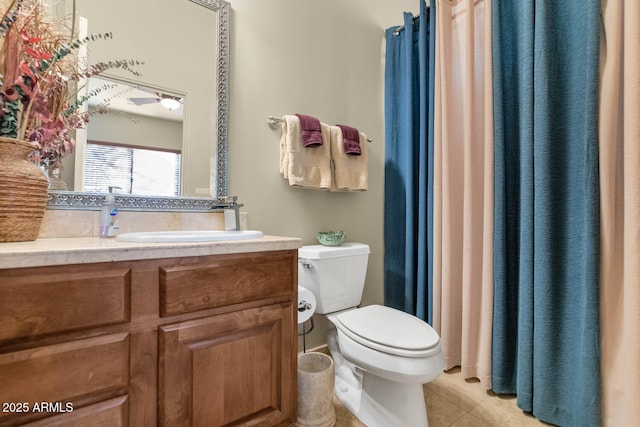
[297,352,336,427]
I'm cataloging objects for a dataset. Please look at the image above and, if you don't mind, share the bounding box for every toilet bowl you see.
[298,243,444,427]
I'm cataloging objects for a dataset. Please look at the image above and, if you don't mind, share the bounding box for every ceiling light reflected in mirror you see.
[160,97,182,111]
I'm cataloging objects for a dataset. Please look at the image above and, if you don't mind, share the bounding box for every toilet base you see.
[334,369,429,427]
[328,328,430,427]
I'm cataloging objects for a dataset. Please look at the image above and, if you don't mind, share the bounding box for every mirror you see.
[49,0,230,209]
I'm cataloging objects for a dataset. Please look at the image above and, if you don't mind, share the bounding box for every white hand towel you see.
[280,115,332,189]
[329,125,368,192]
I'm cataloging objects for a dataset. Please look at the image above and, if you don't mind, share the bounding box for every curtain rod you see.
[392,14,420,36]
[267,116,373,142]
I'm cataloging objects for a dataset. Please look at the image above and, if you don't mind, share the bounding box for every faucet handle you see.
[210,196,242,230]
[216,195,238,206]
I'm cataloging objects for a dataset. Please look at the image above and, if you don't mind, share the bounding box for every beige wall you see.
[227,0,419,349]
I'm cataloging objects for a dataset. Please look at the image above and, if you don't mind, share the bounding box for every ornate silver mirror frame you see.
[47,0,231,211]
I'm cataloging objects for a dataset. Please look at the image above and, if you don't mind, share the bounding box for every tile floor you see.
[332,366,553,427]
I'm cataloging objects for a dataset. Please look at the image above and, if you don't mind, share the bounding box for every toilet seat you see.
[334,305,440,358]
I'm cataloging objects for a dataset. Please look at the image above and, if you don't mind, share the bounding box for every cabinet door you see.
[158,303,296,426]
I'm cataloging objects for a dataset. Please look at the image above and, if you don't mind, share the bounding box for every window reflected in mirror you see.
[84,142,181,196]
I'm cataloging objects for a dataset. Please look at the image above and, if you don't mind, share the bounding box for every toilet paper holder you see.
[299,317,315,352]
[298,300,313,312]
[298,278,317,353]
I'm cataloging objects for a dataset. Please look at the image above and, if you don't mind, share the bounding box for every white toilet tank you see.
[298,243,370,314]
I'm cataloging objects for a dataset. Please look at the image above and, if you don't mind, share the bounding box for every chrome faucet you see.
[211,196,243,231]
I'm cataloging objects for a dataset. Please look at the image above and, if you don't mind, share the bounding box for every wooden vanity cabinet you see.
[0,249,298,427]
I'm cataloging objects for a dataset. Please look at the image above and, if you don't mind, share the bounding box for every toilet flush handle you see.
[299,258,313,270]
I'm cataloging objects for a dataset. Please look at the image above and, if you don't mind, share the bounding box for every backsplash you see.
[38,210,248,239]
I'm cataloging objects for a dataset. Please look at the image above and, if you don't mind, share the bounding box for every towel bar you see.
[267,116,286,129]
[267,116,373,142]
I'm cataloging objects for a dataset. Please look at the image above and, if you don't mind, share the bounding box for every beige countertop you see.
[0,235,302,269]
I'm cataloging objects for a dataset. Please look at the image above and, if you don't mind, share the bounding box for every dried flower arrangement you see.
[0,0,142,169]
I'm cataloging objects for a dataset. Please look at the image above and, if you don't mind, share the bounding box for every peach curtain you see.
[432,0,493,388]
[599,1,640,425]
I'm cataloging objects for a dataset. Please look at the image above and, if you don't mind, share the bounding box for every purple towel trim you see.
[295,114,323,147]
[336,124,361,155]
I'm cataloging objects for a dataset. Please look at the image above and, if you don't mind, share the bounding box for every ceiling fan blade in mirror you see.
[129,97,160,105]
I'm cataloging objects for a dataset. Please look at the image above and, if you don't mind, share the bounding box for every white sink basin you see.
[116,230,264,243]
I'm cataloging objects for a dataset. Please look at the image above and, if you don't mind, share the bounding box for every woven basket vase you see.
[0,137,49,242]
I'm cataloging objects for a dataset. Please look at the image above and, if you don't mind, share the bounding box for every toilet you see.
[298,243,444,427]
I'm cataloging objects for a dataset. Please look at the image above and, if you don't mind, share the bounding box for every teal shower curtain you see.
[384,0,435,323]
[491,1,601,426]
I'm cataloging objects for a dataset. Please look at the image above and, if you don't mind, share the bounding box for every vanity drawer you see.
[0,264,131,342]
[159,251,296,316]
[0,333,130,424]
[24,395,129,427]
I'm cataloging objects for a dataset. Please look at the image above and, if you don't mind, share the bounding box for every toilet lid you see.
[335,305,440,356]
